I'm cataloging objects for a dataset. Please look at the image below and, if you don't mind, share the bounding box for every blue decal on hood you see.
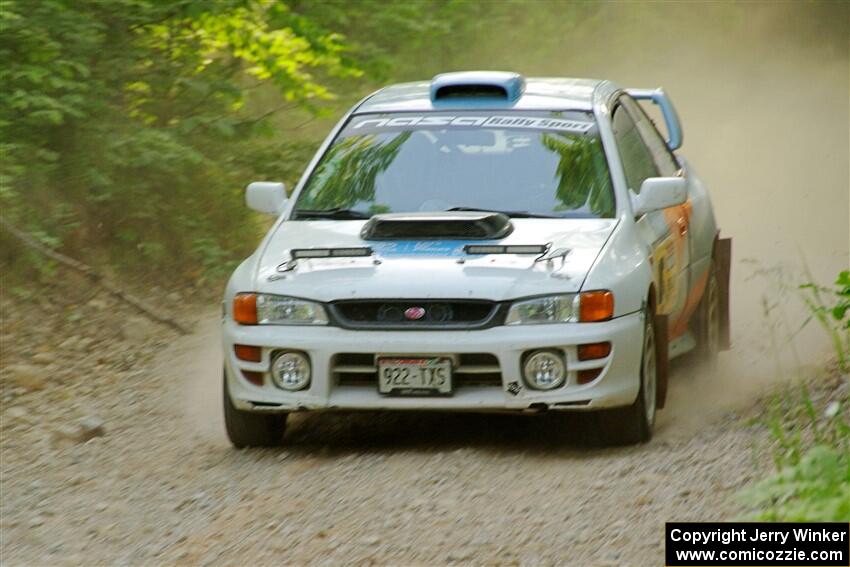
[372,240,493,257]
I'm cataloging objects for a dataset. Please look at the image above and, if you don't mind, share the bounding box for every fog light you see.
[270,351,311,391]
[523,350,566,390]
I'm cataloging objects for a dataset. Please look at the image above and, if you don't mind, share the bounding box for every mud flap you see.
[655,313,669,409]
[716,237,732,350]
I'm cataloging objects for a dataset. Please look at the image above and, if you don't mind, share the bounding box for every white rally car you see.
[222,72,731,447]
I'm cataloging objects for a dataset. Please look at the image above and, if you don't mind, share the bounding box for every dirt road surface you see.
[2,306,778,566]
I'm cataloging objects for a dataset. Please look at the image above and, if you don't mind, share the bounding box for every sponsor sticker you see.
[349,114,594,134]
[372,241,473,257]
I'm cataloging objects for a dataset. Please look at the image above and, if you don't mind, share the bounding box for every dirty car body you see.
[222,72,730,446]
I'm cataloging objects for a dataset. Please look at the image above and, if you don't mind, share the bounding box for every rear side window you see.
[612,104,658,193]
[620,96,679,176]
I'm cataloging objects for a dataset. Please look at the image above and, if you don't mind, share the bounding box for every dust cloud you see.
[172,314,227,443]
[477,1,849,423]
[624,3,849,422]
[498,2,848,364]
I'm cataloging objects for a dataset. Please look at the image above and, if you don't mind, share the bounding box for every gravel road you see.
[1,300,776,566]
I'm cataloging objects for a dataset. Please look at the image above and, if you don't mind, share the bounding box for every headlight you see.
[505,294,578,325]
[233,293,328,325]
[505,291,614,324]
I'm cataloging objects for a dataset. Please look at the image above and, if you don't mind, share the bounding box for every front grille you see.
[332,353,502,388]
[330,300,500,330]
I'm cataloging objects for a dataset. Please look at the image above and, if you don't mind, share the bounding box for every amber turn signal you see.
[235,344,262,362]
[579,291,614,322]
[233,293,258,324]
[577,342,611,361]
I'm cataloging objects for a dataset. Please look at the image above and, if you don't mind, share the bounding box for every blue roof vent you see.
[430,71,525,103]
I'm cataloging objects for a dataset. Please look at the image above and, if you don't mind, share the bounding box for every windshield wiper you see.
[445,206,560,219]
[293,208,372,220]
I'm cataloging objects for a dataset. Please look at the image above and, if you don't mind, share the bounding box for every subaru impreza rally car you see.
[222,71,731,447]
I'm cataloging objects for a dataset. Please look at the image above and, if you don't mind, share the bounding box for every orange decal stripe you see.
[669,267,709,339]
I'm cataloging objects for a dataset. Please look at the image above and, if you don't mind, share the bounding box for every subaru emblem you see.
[404,306,426,320]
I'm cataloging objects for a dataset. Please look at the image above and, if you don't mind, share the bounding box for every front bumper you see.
[223,310,645,413]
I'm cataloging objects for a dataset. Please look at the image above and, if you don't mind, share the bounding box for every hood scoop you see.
[360,212,513,241]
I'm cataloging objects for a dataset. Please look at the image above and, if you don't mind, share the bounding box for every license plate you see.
[377,357,452,396]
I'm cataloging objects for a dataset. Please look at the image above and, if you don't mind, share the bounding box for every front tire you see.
[223,374,287,448]
[596,311,657,446]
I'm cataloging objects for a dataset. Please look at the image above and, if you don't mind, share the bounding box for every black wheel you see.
[695,260,721,368]
[223,374,287,448]
[596,310,657,446]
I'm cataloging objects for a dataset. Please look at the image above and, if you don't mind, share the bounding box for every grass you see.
[740,270,849,521]
[741,380,849,521]
[800,270,850,373]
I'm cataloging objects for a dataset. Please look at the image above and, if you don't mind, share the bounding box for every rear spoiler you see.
[626,88,683,151]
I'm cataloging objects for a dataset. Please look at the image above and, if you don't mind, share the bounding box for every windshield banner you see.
[349,115,594,134]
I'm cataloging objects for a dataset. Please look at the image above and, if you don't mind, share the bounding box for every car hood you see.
[254,218,617,302]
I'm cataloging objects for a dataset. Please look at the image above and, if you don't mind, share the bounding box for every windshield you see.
[293,111,615,219]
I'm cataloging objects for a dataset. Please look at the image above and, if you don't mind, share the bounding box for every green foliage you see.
[800,271,850,372]
[0,0,359,283]
[286,0,502,85]
[741,271,850,521]
[744,445,850,521]
[832,271,850,328]
[741,381,849,521]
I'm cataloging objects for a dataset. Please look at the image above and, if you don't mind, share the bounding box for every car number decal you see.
[654,239,678,314]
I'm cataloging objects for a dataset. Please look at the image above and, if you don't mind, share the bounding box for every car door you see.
[612,96,690,325]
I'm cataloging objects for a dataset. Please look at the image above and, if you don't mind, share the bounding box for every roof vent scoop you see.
[360,212,513,241]
[430,71,525,103]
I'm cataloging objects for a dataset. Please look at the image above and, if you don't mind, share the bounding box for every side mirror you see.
[246,181,287,215]
[632,177,687,216]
